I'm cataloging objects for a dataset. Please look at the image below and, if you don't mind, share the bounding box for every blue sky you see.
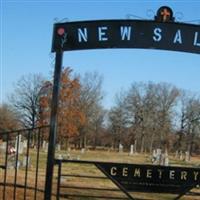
[1,0,200,109]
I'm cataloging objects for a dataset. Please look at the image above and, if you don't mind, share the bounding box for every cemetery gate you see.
[0,6,200,200]
[46,5,200,200]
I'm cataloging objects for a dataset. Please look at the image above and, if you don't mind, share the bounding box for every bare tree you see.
[108,97,126,149]
[125,82,160,153]
[89,104,106,148]
[78,72,104,148]
[142,82,160,153]
[174,91,190,152]
[184,96,200,160]
[155,83,180,153]
[125,83,145,152]
[110,82,179,154]
[9,74,45,129]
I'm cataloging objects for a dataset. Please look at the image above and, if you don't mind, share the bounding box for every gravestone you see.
[81,148,85,154]
[56,144,61,151]
[42,141,46,149]
[44,142,48,153]
[152,149,157,164]
[119,143,123,153]
[175,150,179,158]
[19,142,24,154]
[57,154,63,160]
[179,150,184,160]
[153,149,157,157]
[162,152,169,166]
[22,156,31,168]
[129,144,134,155]
[15,135,23,154]
[23,140,27,149]
[152,148,162,164]
[164,155,169,166]
[76,155,80,160]
[185,151,190,162]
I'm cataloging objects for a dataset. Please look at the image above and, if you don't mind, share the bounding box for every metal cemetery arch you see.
[52,20,200,54]
[45,7,200,200]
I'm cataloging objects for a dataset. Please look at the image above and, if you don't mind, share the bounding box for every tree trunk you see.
[65,138,69,150]
[140,134,145,153]
[134,139,137,153]
[149,133,155,153]
[177,132,183,151]
[83,133,87,149]
[187,135,194,161]
[93,127,98,148]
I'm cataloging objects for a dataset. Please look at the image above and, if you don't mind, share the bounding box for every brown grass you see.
[0,149,200,200]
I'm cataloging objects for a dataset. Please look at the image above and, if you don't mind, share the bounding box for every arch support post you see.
[44,51,63,200]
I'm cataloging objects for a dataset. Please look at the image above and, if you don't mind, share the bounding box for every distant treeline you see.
[1,67,200,160]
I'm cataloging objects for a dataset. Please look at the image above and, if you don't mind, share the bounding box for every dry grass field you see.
[0,149,200,200]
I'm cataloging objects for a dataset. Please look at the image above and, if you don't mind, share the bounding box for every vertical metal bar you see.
[56,161,62,200]
[44,51,63,200]
[95,163,135,200]
[3,133,9,200]
[24,130,31,200]
[13,131,20,200]
[34,128,41,200]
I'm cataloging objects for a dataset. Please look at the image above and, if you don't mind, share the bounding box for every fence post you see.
[44,51,63,200]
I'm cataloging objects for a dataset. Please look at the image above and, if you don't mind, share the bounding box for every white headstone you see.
[42,141,46,149]
[119,143,123,153]
[153,149,157,157]
[129,145,134,155]
[175,150,179,158]
[19,142,24,154]
[164,153,169,166]
[81,148,85,154]
[185,151,190,162]
[76,155,80,160]
[156,148,162,156]
[15,135,23,154]
[23,156,31,168]
[56,144,61,151]
[44,142,48,153]
[154,148,162,164]
[152,149,157,163]
[23,140,27,149]
[57,154,63,160]
[179,151,183,160]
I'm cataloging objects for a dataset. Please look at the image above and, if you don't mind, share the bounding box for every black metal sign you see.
[97,162,200,194]
[52,20,200,54]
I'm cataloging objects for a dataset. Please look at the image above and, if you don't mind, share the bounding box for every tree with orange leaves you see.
[0,104,20,133]
[57,68,85,147]
[38,67,85,148]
